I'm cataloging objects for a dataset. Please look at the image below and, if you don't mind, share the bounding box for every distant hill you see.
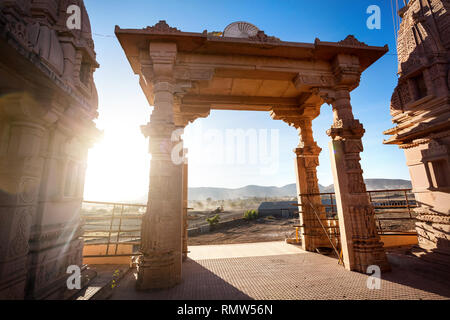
[188,179,412,200]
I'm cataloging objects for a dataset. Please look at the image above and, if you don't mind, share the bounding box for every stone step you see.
[73,265,131,300]
[63,265,98,300]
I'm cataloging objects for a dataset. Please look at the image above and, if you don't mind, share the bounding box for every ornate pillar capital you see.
[311,87,336,105]
[331,54,361,89]
[327,119,365,140]
[149,42,177,82]
[320,86,365,140]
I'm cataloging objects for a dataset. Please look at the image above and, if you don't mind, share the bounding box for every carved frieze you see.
[294,73,335,91]
[174,66,214,82]
[421,139,449,160]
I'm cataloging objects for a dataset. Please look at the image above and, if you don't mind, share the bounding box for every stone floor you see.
[109,241,450,300]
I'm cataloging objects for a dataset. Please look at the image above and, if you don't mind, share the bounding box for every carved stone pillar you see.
[0,94,50,299]
[294,118,331,251]
[326,87,390,272]
[182,148,188,261]
[137,42,183,290]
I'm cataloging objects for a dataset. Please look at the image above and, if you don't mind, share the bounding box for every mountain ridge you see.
[187,179,412,200]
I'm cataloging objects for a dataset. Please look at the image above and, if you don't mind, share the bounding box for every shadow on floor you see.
[383,251,450,298]
[110,258,252,300]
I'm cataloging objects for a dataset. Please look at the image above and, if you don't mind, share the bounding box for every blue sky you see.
[83,0,410,201]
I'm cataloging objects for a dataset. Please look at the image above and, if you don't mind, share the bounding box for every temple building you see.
[0,0,99,299]
[1,0,448,300]
[383,0,450,264]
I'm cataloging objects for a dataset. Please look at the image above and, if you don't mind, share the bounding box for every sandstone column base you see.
[136,252,181,290]
[329,139,390,273]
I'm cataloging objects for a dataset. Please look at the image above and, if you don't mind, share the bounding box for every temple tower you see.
[384,0,450,263]
[0,0,99,299]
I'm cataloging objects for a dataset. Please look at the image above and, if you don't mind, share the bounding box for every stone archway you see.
[116,21,391,290]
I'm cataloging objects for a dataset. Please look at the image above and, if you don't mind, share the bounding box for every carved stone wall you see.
[384,0,450,260]
[0,0,99,299]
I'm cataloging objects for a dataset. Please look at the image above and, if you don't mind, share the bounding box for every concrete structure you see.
[116,20,391,289]
[257,201,298,218]
[384,0,450,263]
[0,0,99,299]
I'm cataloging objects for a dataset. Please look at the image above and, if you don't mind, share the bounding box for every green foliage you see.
[206,214,220,226]
[243,209,258,220]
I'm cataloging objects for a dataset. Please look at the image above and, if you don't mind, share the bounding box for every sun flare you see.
[83,123,150,202]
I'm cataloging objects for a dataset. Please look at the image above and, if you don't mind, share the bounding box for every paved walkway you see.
[110,241,450,300]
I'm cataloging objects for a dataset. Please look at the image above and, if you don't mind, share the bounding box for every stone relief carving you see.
[349,206,377,239]
[27,23,65,75]
[347,173,367,194]
[294,74,335,90]
[6,19,27,45]
[337,35,368,47]
[327,119,365,140]
[8,207,31,258]
[18,177,39,204]
[422,139,448,159]
[248,30,281,43]
[145,20,181,33]
[343,139,363,153]
[345,158,362,171]
[1,0,98,106]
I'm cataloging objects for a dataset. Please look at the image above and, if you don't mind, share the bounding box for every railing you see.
[368,188,417,234]
[81,200,146,257]
[302,188,417,234]
[81,189,418,257]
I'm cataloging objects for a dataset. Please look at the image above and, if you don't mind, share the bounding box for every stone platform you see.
[109,241,450,300]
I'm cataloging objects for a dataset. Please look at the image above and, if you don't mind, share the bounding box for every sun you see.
[83,123,150,203]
